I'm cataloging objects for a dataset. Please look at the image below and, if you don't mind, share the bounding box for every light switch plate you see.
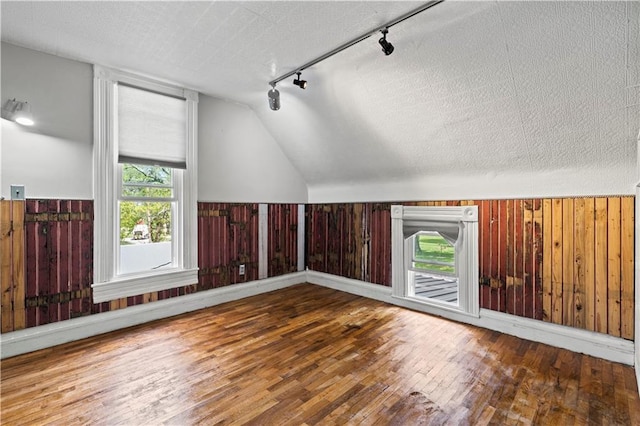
[10,185,25,200]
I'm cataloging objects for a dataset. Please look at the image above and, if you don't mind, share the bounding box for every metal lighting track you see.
[268,0,445,87]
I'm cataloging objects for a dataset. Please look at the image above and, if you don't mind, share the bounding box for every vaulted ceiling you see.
[2,1,638,198]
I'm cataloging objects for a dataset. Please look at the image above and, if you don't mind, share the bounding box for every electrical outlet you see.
[10,185,25,200]
[239,264,245,275]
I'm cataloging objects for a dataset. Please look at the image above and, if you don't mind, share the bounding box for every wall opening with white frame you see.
[391,205,479,317]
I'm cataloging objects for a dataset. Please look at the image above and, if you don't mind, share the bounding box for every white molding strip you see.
[1,272,305,359]
[297,204,305,272]
[306,271,635,366]
[258,204,268,279]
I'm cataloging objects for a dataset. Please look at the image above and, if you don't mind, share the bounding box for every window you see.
[119,164,175,275]
[92,66,198,303]
[391,205,479,317]
[409,231,459,305]
[412,231,456,276]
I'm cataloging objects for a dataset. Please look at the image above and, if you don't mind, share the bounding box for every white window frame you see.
[391,205,479,317]
[92,65,198,303]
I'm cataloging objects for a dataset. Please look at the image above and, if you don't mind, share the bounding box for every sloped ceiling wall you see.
[2,1,638,203]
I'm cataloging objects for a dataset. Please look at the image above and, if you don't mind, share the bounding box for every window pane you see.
[119,201,173,274]
[414,232,455,274]
[122,185,173,198]
[123,164,172,186]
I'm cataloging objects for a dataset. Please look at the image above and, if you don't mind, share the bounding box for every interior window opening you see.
[391,205,479,317]
[409,231,458,305]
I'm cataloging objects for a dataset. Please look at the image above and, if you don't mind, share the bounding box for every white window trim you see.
[92,65,198,303]
[391,205,479,317]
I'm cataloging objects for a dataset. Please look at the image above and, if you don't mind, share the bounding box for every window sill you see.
[393,294,480,319]
[92,268,199,303]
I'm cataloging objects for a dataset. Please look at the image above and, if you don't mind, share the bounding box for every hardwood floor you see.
[1,284,639,425]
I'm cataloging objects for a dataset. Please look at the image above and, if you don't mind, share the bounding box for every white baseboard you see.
[0,272,306,359]
[1,270,635,367]
[479,309,634,366]
[306,271,635,366]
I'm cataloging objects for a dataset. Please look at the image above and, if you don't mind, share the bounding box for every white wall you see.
[307,167,636,204]
[1,42,93,199]
[1,43,309,203]
[198,96,308,203]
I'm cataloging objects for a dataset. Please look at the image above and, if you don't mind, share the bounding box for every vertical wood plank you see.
[562,198,574,327]
[1,201,13,332]
[542,199,552,322]
[551,199,563,324]
[24,200,39,328]
[80,200,93,317]
[498,200,508,313]
[58,201,70,322]
[583,198,596,332]
[70,201,81,318]
[523,200,534,319]
[532,199,544,320]
[12,201,26,330]
[594,198,608,334]
[573,198,585,330]
[480,200,491,309]
[607,198,621,337]
[514,199,524,317]
[620,197,634,340]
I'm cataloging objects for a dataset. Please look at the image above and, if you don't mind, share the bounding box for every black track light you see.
[379,28,394,56]
[293,72,307,89]
[268,84,280,111]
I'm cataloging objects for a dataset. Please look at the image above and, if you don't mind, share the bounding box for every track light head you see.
[379,28,394,56]
[293,72,307,89]
[268,85,280,111]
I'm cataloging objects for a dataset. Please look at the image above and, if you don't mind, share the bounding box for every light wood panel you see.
[1,201,26,332]
[1,284,638,425]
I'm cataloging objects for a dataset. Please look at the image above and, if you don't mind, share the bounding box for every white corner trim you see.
[307,271,635,366]
[1,272,306,359]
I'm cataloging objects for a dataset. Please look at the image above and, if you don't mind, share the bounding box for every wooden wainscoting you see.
[1,284,638,425]
[1,200,303,334]
[306,197,635,340]
[268,204,299,277]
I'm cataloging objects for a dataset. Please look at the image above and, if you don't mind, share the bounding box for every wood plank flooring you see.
[1,284,639,425]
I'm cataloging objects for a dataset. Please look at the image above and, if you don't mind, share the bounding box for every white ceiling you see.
[2,1,639,197]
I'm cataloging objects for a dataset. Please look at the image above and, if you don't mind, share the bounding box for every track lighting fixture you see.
[378,28,394,56]
[267,84,280,111]
[266,0,443,111]
[293,72,307,89]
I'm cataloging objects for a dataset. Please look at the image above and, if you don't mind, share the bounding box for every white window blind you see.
[118,84,187,169]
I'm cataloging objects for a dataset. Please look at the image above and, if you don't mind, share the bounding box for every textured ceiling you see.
[2,1,639,197]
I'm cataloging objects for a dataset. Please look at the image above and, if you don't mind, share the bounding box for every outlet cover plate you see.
[239,264,245,275]
[10,185,25,200]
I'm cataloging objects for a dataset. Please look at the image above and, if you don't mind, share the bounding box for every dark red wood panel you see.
[268,204,298,277]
